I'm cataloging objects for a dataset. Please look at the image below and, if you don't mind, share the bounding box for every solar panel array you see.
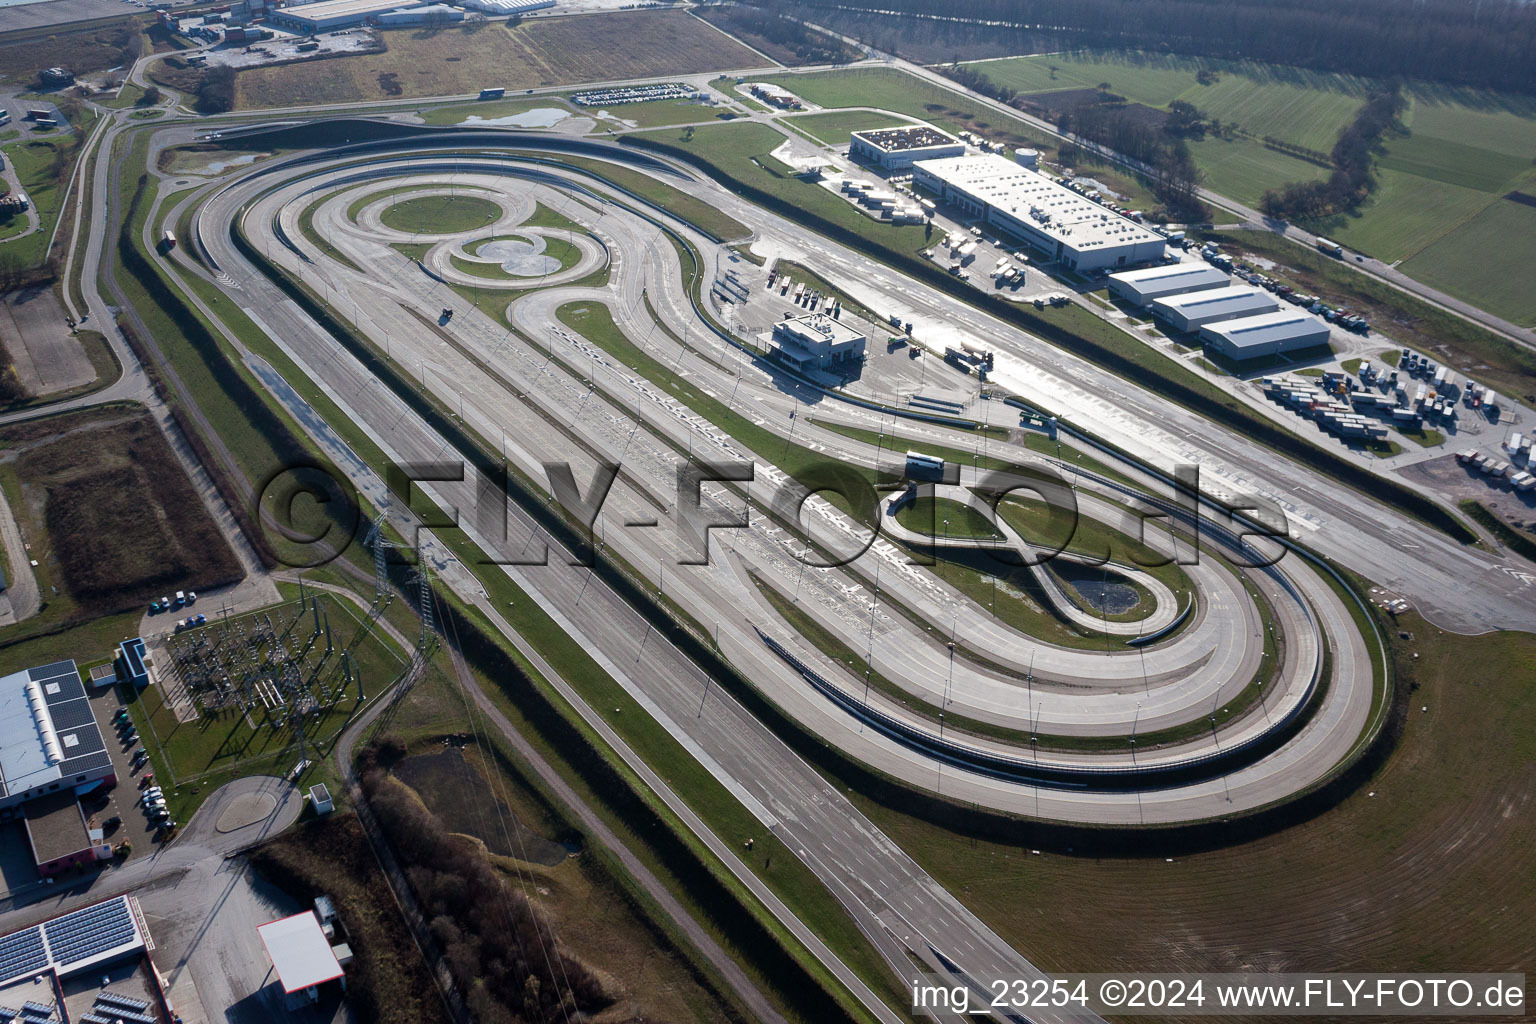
[96,991,150,1013]
[86,1003,155,1024]
[0,926,48,984]
[42,900,136,969]
[20,999,59,1022]
[0,999,61,1024]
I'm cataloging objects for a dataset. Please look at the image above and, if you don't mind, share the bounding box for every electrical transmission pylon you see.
[364,504,399,612]
[416,561,438,654]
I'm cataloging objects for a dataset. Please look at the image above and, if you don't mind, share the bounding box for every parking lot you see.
[86,683,175,864]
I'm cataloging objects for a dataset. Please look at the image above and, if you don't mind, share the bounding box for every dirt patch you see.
[0,409,242,616]
[0,18,141,85]
[0,287,93,396]
[1018,88,1170,128]
[234,11,765,109]
[394,745,570,865]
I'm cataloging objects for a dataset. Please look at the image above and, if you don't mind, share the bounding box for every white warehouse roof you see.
[1151,285,1280,331]
[1108,262,1230,304]
[911,154,1164,268]
[274,0,423,26]
[0,661,111,807]
[258,912,344,994]
[1200,310,1332,360]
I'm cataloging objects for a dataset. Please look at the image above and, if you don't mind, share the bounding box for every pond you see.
[1065,575,1141,615]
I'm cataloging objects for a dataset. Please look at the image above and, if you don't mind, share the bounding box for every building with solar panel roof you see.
[0,661,116,814]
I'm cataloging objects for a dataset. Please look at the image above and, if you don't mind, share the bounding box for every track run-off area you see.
[152,122,1389,829]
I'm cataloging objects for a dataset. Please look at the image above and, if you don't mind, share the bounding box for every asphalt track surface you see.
[172,139,1371,820]
[70,111,1536,1024]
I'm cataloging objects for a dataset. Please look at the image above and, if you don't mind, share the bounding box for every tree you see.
[195,66,237,114]
[138,85,162,107]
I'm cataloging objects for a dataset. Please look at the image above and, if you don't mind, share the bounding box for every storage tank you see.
[1013,148,1039,168]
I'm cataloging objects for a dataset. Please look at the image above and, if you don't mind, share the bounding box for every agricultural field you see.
[970,52,1369,151]
[234,11,765,109]
[0,409,241,619]
[1322,88,1536,325]
[1182,134,1329,207]
[1398,198,1536,326]
[967,52,1357,203]
[961,53,1536,324]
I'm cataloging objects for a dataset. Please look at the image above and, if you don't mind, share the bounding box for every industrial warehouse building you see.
[911,154,1166,271]
[0,661,115,813]
[458,0,553,14]
[0,897,153,991]
[1200,310,1332,361]
[377,2,462,24]
[768,314,866,371]
[269,0,443,31]
[1108,262,1230,306]
[849,125,966,170]
[1151,285,1280,332]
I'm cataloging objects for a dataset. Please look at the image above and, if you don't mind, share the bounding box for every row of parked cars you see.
[148,589,197,614]
[113,708,178,836]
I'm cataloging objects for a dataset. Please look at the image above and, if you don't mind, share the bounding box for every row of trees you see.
[360,745,612,1024]
[939,64,1206,220]
[1259,86,1405,222]
[1058,101,1204,220]
[699,4,858,64]
[787,0,1536,94]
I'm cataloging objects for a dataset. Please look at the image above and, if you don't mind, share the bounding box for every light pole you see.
[1130,701,1141,763]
